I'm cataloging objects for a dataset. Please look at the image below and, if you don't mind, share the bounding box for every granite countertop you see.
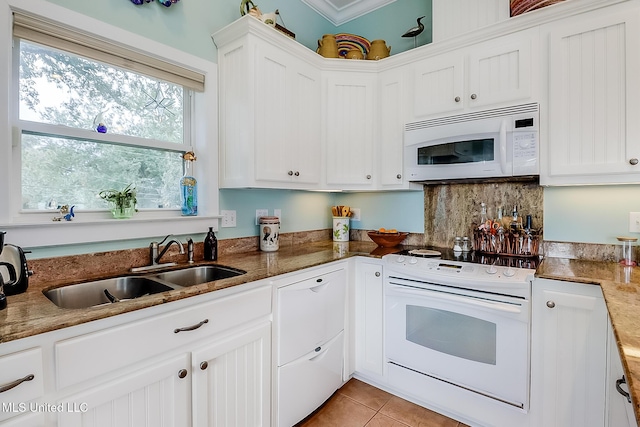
[3,242,640,423]
[537,257,640,424]
[0,240,386,344]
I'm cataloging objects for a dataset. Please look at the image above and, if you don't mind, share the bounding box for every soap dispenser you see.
[204,227,218,261]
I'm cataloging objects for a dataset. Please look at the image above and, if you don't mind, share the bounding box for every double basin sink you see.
[44,265,246,309]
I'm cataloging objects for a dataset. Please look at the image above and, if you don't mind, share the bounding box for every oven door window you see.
[407,305,496,365]
[417,138,494,165]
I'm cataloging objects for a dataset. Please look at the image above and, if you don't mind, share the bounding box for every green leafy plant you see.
[99,183,137,218]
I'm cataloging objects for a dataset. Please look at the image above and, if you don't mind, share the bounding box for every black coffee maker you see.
[0,231,29,297]
[0,231,16,310]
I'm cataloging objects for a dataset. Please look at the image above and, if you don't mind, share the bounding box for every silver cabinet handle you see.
[375,272,381,277]
[288,170,294,176]
[200,361,208,370]
[630,158,638,165]
[396,174,402,179]
[178,369,188,379]
[0,374,34,394]
[454,96,461,102]
[470,93,477,100]
[546,301,556,308]
[616,376,632,403]
[174,319,209,333]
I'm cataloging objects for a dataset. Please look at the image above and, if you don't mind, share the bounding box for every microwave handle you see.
[499,119,507,174]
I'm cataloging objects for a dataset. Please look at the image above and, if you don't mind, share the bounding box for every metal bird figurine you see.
[402,16,425,48]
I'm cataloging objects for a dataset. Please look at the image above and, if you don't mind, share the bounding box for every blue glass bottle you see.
[180,152,197,216]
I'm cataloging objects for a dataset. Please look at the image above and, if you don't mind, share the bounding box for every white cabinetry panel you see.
[531,278,608,427]
[544,6,640,184]
[354,261,385,380]
[432,0,509,42]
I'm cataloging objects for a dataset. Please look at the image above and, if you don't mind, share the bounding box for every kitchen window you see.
[13,14,202,211]
[0,4,218,248]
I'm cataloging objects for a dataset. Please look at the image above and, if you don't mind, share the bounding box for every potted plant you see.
[99,183,137,219]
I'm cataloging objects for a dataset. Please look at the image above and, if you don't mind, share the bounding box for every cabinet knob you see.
[375,271,381,277]
[454,96,461,102]
[546,301,556,309]
[178,369,188,379]
[470,93,477,100]
[294,171,300,176]
[366,175,372,180]
[288,170,294,176]
[630,158,638,165]
[396,174,402,179]
[200,361,209,371]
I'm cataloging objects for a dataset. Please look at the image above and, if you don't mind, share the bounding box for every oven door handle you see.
[388,283,524,314]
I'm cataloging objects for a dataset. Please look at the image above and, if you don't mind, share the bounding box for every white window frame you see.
[0,0,220,248]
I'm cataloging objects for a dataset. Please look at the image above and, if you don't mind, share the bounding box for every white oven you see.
[384,253,533,413]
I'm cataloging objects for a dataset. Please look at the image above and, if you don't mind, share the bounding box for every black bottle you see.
[204,227,218,261]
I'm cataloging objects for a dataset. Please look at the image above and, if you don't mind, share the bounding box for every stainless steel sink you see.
[44,276,173,309]
[152,265,245,287]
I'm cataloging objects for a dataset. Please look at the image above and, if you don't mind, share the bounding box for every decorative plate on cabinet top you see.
[335,33,371,58]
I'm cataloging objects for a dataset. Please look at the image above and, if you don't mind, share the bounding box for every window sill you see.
[1,212,221,248]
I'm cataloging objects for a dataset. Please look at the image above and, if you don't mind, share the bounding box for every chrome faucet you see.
[150,234,185,266]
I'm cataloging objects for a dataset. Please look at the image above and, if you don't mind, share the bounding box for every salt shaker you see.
[453,237,462,252]
[461,237,471,252]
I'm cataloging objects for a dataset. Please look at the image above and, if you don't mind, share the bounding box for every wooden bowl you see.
[367,231,408,247]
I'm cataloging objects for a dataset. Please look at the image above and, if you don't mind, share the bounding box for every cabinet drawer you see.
[0,348,44,422]
[277,331,344,427]
[55,285,271,390]
[277,268,346,366]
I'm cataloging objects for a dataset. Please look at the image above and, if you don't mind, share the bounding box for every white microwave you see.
[404,103,539,182]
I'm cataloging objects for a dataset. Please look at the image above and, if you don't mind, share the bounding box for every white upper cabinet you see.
[411,28,538,120]
[215,18,322,190]
[324,71,376,189]
[542,5,640,185]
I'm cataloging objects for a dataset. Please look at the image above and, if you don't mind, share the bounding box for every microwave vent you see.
[405,103,539,132]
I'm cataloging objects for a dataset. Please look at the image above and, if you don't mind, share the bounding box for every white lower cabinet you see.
[57,353,191,426]
[606,319,638,427]
[192,321,271,427]
[531,278,608,427]
[354,260,385,382]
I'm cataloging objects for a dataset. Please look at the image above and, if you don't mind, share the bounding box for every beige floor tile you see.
[365,413,411,427]
[338,379,394,411]
[300,394,377,427]
[379,396,458,427]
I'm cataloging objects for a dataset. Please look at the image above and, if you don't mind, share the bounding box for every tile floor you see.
[297,378,470,427]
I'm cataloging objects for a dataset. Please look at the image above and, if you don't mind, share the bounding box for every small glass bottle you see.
[180,151,198,216]
[617,236,637,266]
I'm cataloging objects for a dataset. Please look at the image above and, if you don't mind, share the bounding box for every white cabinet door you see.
[58,353,191,427]
[325,72,376,188]
[606,319,637,427]
[468,33,534,109]
[411,30,536,120]
[544,7,640,185]
[378,68,409,188]
[354,261,385,381]
[413,52,465,118]
[531,278,608,427]
[255,44,321,186]
[192,321,271,427]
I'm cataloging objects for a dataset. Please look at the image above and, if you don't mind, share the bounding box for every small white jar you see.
[259,216,280,252]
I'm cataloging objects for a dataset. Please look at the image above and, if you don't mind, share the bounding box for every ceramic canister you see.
[259,216,280,251]
[317,34,339,58]
[367,39,391,60]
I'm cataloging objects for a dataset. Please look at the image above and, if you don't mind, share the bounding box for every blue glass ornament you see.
[180,152,197,216]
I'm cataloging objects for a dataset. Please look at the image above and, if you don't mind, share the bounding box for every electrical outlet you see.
[629,212,640,232]
[256,209,268,225]
[221,210,236,227]
[351,208,361,221]
[274,209,281,219]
